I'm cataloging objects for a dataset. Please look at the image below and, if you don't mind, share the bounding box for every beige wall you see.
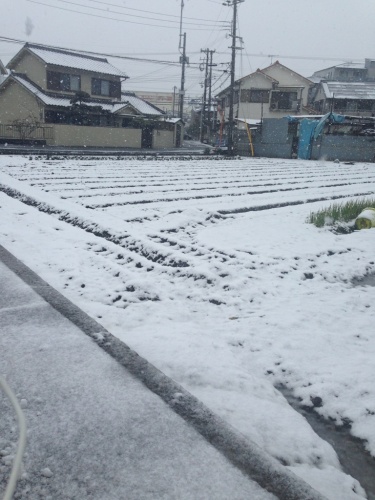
[50,124,141,148]
[152,129,175,149]
[239,73,272,90]
[262,64,311,107]
[10,51,47,89]
[229,73,274,121]
[0,80,43,123]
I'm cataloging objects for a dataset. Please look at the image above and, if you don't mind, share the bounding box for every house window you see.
[122,117,134,128]
[47,71,81,92]
[92,78,121,98]
[346,101,357,112]
[45,110,69,124]
[270,91,298,110]
[70,75,80,91]
[241,89,270,103]
[240,89,250,102]
[250,89,270,103]
[357,100,371,111]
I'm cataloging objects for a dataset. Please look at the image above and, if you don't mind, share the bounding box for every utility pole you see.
[172,86,177,117]
[178,0,188,123]
[207,49,216,144]
[179,32,187,121]
[224,0,244,156]
[200,49,209,143]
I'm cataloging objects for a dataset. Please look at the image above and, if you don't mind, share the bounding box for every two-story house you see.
[0,43,182,149]
[217,61,313,125]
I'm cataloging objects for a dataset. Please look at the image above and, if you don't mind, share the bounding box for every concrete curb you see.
[0,244,326,500]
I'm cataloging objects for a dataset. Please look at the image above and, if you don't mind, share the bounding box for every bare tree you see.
[9,115,41,142]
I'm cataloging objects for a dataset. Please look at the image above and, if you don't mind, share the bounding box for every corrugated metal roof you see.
[10,75,162,117]
[322,81,375,100]
[27,45,127,77]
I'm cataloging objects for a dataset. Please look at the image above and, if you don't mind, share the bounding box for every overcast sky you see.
[1,0,374,98]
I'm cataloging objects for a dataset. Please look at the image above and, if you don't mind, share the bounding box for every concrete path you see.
[0,247,325,500]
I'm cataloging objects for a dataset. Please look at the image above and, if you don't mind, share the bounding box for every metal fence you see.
[0,123,54,142]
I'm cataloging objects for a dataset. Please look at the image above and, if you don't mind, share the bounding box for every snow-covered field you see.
[1,155,374,499]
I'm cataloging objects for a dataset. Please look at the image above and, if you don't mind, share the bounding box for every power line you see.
[84,0,229,24]
[56,0,228,27]
[210,51,361,64]
[0,35,183,67]
[26,0,227,31]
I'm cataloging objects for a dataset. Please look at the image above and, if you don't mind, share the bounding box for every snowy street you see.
[1,155,374,499]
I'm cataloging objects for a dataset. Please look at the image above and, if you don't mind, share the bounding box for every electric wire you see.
[84,0,229,24]
[0,36,359,66]
[55,0,228,27]
[26,0,228,30]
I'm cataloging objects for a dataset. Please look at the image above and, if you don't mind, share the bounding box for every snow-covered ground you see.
[1,155,374,499]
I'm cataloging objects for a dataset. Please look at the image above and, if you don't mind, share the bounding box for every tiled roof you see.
[322,81,375,100]
[8,75,163,117]
[122,93,163,116]
[10,44,128,78]
[11,75,78,107]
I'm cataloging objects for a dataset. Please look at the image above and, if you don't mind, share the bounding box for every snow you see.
[0,261,276,500]
[26,45,127,77]
[1,155,374,498]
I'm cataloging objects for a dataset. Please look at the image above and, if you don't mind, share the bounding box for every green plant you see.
[308,198,375,228]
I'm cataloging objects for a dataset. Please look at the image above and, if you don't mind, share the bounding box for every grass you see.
[308,198,375,228]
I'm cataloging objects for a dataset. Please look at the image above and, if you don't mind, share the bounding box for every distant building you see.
[127,90,196,123]
[308,59,375,116]
[311,81,375,116]
[128,90,177,115]
[311,59,375,83]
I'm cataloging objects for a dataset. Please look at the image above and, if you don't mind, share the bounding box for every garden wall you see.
[311,135,375,162]
[49,125,142,148]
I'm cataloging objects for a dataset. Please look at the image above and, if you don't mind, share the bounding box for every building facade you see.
[217,61,314,125]
[0,44,182,149]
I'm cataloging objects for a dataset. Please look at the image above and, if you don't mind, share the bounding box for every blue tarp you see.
[296,113,346,159]
[298,119,318,160]
[313,112,345,140]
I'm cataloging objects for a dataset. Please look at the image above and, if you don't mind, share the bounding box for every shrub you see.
[308,198,375,228]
